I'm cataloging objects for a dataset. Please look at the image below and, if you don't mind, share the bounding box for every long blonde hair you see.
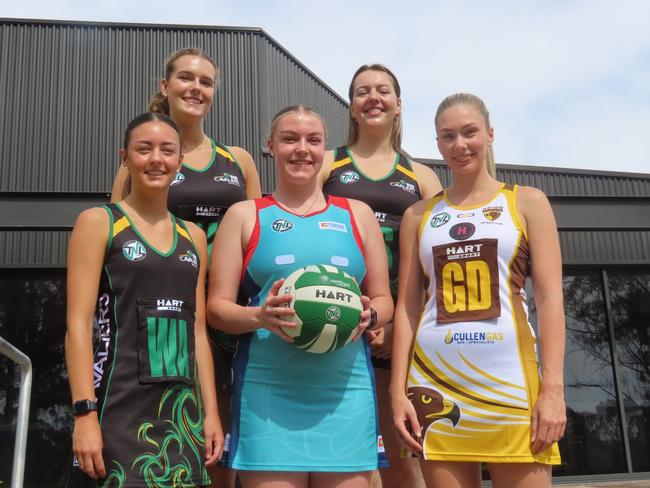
[346,64,402,152]
[435,93,496,177]
[149,48,219,115]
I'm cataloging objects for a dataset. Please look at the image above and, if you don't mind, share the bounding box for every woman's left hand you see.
[367,322,392,359]
[351,295,372,342]
[531,386,566,454]
[203,412,225,466]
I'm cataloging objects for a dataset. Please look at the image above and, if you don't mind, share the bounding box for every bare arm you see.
[65,207,110,479]
[519,186,566,453]
[186,222,223,465]
[317,149,335,187]
[413,161,442,200]
[109,165,129,202]
[207,201,295,338]
[389,201,428,453]
[349,199,394,332]
[229,146,262,199]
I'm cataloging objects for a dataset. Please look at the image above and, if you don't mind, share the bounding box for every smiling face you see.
[268,110,326,185]
[161,54,216,121]
[435,103,494,176]
[350,69,401,131]
[121,120,182,193]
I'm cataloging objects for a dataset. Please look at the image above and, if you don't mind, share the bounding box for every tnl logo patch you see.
[171,172,185,186]
[122,240,147,262]
[272,219,294,232]
[340,170,360,184]
[431,212,451,228]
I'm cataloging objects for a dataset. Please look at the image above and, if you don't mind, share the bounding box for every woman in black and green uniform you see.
[320,64,441,488]
[111,48,261,488]
[66,112,222,487]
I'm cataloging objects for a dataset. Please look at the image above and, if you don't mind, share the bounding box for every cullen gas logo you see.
[445,329,504,345]
[340,170,360,184]
[272,219,294,232]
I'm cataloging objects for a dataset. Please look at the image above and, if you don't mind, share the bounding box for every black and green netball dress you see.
[323,146,422,299]
[167,139,247,388]
[323,146,422,369]
[89,203,208,487]
[167,140,247,257]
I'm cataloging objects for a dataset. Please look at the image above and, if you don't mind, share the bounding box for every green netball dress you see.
[84,203,209,487]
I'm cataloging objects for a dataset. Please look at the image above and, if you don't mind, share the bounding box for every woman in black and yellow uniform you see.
[66,112,222,487]
[320,64,441,488]
[111,48,261,488]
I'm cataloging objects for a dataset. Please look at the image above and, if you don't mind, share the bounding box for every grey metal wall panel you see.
[559,231,650,265]
[0,19,348,195]
[0,231,69,267]
[420,160,650,197]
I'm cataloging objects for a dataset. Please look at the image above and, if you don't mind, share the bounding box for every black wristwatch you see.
[73,399,98,417]
[368,306,378,331]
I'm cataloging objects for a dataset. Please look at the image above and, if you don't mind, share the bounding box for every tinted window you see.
[0,271,71,487]
[607,270,650,472]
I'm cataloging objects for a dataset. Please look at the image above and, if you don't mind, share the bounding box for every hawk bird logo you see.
[482,206,503,221]
[407,386,461,445]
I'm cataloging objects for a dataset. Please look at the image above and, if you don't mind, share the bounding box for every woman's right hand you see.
[391,391,423,455]
[256,279,296,342]
[72,412,106,479]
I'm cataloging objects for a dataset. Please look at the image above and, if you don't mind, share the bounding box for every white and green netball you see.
[280,264,363,353]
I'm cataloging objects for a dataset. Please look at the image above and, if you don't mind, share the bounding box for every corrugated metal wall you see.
[1,19,648,268]
[0,19,348,194]
[0,19,349,267]
[422,161,650,197]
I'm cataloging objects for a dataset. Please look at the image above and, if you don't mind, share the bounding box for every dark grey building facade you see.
[0,18,649,486]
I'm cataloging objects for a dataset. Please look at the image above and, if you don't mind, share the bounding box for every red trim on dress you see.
[329,196,365,259]
[241,197,270,280]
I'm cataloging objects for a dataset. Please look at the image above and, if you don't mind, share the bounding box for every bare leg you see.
[419,461,481,488]
[238,471,308,488]
[488,462,552,488]
[374,368,421,488]
[208,388,236,488]
[311,471,372,488]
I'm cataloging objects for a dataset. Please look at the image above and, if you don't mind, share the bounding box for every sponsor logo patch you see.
[156,298,184,312]
[449,222,475,241]
[319,221,348,233]
[272,219,294,232]
[431,211,451,228]
[377,435,385,453]
[390,179,417,194]
[179,250,199,268]
[214,172,241,186]
[374,211,387,223]
[483,206,503,221]
[122,240,147,262]
[195,206,224,218]
[340,170,360,184]
[171,172,185,186]
[445,329,504,345]
[457,212,474,218]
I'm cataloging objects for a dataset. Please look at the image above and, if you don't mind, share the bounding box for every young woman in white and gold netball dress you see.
[391,93,566,488]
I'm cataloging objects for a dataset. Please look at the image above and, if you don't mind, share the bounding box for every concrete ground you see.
[369,471,650,488]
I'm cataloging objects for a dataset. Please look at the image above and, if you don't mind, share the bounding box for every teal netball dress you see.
[221,195,387,471]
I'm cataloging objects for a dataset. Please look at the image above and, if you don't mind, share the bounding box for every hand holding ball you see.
[279,265,363,353]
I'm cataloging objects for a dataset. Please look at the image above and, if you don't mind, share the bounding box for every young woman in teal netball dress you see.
[207,105,393,488]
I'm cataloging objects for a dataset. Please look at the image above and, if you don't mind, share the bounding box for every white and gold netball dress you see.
[408,184,560,464]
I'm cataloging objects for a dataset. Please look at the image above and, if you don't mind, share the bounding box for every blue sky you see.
[2,0,649,173]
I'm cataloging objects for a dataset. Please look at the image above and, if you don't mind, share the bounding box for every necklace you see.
[273,192,323,217]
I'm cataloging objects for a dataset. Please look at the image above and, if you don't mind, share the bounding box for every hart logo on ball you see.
[280,264,363,353]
